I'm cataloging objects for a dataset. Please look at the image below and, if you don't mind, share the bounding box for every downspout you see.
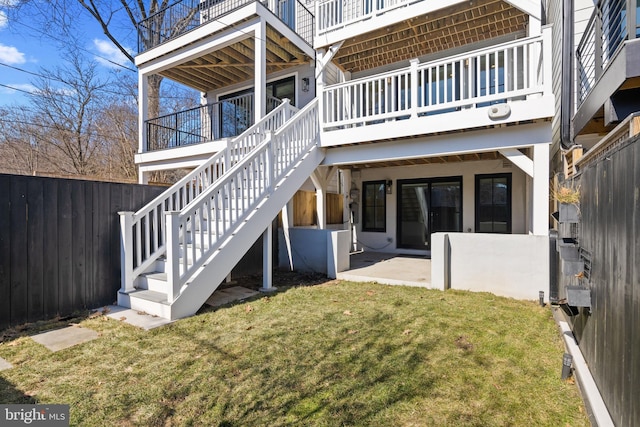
[561,0,575,149]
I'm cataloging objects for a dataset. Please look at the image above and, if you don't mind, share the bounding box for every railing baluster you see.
[320,35,546,128]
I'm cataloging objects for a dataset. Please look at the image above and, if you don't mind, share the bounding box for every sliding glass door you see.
[397,177,462,250]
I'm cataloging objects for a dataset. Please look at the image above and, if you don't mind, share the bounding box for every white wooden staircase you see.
[118,99,323,320]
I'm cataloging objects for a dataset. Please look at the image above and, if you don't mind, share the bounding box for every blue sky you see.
[0,0,136,106]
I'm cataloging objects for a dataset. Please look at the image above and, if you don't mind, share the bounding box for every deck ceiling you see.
[333,0,528,73]
[159,24,312,92]
[348,151,503,170]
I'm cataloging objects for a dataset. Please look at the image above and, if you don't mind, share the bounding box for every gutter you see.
[560,0,574,149]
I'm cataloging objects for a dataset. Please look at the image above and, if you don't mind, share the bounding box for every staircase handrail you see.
[165,99,319,300]
[121,98,296,291]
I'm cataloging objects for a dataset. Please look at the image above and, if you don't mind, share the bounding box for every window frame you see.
[474,173,512,234]
[362,180,387,232]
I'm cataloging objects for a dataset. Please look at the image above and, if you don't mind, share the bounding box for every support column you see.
[138,73,149,184]
[139,171,150,185]
[255,21,266,122]
[281,201,294,270]
[532,143,550,236]
[260,223,276,292]
[310,167,336,230]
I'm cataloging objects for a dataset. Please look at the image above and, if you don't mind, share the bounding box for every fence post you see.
[165,211,181,303]
[410,59,419,118]
[119,211,135,294]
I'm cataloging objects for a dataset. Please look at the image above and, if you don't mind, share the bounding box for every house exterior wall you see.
[205,62,316,108]
[349,159,527,255]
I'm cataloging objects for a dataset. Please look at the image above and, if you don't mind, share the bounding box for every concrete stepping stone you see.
[105,306,172,330]
[206,286,259,307]
[0,356,13,371]
[32,326,98,352]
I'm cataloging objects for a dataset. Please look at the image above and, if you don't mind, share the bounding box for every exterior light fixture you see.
[386,180,393,194]
[302,77,310,92]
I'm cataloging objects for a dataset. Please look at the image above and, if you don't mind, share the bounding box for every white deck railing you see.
[321,31,551,131]
[120,99,297,292]
[317,0,419,35]
[165,99,319,301]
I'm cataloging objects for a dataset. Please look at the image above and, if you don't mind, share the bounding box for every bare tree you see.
[95,100,139,181]
[7,0,197,121]
[30,54,110,176]
[0,106,52,175]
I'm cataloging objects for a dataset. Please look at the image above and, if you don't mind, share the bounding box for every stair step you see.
[118,289,171,319]
[128,289,169,304]
[137,271,168,292]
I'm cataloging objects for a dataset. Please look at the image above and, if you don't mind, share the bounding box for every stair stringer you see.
[168,145,325,320]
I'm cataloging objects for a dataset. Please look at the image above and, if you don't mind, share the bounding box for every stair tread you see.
[127,289,169,305]
[143,272,167,281]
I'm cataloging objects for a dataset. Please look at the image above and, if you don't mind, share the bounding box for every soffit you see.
[159,24,311,92]
[348,151,503,170]
[333,0,528,73]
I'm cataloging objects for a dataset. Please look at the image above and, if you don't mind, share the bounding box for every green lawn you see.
[0,280,588,426]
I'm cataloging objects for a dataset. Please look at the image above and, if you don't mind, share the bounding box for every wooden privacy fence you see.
[0,174,166,330]
[289,190,344,226]
[560,134,640,426]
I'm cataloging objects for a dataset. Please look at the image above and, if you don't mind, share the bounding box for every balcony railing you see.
[138,0,314,53]
[322,33,549,131]
[576,0,638,104]
[146,94,281,151]
[317,0,422,36]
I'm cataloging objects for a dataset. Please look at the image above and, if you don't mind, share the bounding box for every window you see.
[475,173,512,233]
[362,181,386,232]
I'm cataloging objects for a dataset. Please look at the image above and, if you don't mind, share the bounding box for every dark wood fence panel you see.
[561,135,640,426]
[0,174,166,330]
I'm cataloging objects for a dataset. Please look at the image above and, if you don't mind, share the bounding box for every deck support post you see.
[260,223,276,292]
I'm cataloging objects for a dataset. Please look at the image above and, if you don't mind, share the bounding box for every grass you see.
[0,279,588,426]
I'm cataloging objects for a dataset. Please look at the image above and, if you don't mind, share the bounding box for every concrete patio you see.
[337,251,433,288]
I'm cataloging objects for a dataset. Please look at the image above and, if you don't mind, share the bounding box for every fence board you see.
[71,180,87,312]
[0,175,11,330]
[26,178,44,323]
[10,177,28,326]
[57,180,73,316]
[561,135,640,426]
[42,179,59,320]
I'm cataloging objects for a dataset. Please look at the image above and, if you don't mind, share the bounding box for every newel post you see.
[165,211,181,302]
[119,211,135,293]
[410,59,419,118]
[281,98,292,121]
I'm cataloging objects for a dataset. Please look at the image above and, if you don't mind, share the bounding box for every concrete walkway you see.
[0,357,13,371]
[32,326,99,352]
[337,251,433,287]
[106,306,173,330]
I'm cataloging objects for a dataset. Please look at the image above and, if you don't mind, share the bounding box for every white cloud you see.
[0,83,36,95]
[0,42,25,64]
[93,39,131,68]
[0,11,7,30]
